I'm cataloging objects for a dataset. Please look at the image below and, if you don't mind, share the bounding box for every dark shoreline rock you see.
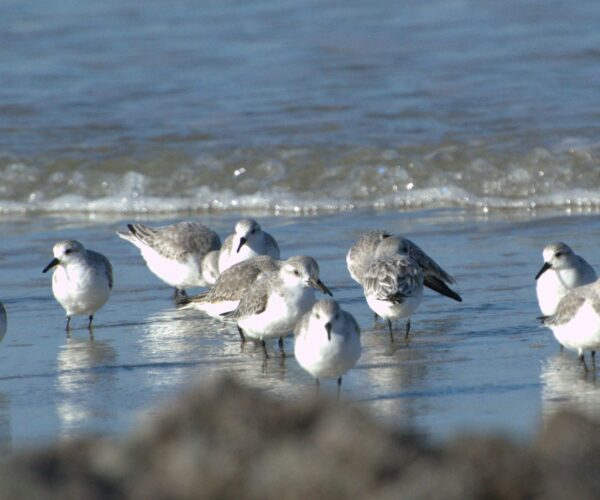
[0,376,597,499]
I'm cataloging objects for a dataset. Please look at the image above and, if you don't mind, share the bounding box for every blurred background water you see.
[1,0,600,214]
[1,0,600,453]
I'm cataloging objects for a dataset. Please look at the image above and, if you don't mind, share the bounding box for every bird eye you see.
[315,313,320,319]
[293,269,300,276]
[334,313,339,320]
[555,252,563,258]
[65,249,72,255]
[250,229,256,234]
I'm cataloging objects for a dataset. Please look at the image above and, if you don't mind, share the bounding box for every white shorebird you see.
[294,299,361,398]
[117,221,221,299]
[218,219,280,273]
[43,240,113,331]
[540,278,600,372]
[363,244,424,342]
[222,256,332,357]
[347,231,462,302]
[177,255,280,339]
[535,242,596,316]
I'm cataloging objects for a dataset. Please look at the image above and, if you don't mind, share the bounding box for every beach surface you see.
[0,208,599,453]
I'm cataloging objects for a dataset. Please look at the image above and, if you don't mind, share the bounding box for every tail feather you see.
[424,276,462,302]
[175,290,209,309]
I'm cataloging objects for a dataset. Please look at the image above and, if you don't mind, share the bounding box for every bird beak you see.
[535,262,551,280]
[43,257,60,273]
[236,237,247,253]
[308,278,333,296]
[325,322,332,341]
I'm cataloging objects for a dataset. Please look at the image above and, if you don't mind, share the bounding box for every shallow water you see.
[2,0,600,453]
[1,208,600,453]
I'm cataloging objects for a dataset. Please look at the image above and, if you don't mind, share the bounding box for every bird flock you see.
[33,218,600,399]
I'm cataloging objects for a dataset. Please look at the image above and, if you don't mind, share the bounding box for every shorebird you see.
[117,221,221,299]
[535,241,596,316]
[222,256,331,357]
[218,218,280,273]
[294,299,361,399]
[43,240,113,331]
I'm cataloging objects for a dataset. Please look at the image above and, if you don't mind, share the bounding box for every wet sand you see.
[0,207,599,453]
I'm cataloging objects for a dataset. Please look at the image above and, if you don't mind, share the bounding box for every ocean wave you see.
[1,141,600,215]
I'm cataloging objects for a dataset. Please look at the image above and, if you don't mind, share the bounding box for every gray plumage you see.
[223,270,273,320]
[88,249,114,289]
[363,254,423,303]
[349,232,461,302]
[223,255,330,321]
[118,222,221,263]
[541,280,600,327]
[183,255,279,306]
[346,230,392,285]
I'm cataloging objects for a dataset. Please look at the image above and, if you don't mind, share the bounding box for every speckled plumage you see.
[178,255,279,318]
[347,231,461,302]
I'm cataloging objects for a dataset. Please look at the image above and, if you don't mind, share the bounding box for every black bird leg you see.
[579,353,589,373]
[261,339,269,359]
[387,319,394,343]
[278,336,286,357]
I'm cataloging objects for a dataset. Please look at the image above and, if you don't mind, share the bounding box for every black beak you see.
[43,257,60,273]
[236,237,247,253]
[308,278,333,296]
[535,262,551,280]
[325,322,332,341]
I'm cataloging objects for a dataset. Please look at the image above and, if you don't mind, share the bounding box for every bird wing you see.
[363,256,422,304]
[127,223,221,261]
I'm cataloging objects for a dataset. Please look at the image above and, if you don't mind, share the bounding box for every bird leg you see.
[579,353,589,373]
[405,319,411,339]
[261,339,269,359]
[387,318,394,343]
[336,377,342,400]
[315,378,320,394]
[237,326,246,343]
[278,336,286,358]
[65,316,72,333]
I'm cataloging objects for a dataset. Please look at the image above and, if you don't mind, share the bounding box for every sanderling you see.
[218,218,280,273]
[363,248,424,342]
[222,256,332,357]
[43,240,113,331]
[117,221,221,298]
[539,278,600,372]
[535,242,596,316]
[178,255,280,339]
[347,232,462,302]
[294,299,361,398]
